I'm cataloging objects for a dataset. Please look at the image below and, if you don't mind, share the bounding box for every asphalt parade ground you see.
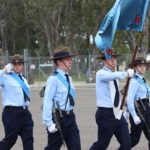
[0,82,148,150]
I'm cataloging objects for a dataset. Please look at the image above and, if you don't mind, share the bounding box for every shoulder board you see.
[51,71,58,76]
[134,75,138,79]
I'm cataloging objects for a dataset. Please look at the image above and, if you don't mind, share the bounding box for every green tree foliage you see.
[0,0,149,56]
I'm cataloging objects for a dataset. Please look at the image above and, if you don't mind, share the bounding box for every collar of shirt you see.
[57,68,69,77]
[103,66,113,72]
[135,73,144,79]
[12,71,23,76]
[12,70,23,75]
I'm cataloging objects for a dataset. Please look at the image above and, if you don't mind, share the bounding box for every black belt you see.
[56,109,73,115]
[98,107,113,111]
[5,106,28,110]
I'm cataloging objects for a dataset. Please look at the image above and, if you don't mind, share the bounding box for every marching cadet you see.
[42,47,81,150]
[126,57,150,149]
[89,50,134,150]
[0,54,34,150]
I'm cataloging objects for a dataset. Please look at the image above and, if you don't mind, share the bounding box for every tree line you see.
[0,0,150,57]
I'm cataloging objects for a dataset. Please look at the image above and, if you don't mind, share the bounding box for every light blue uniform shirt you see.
[42,68,75,127]
[127,73,149,118]
[0,70,30,108]
[96,66,128,108]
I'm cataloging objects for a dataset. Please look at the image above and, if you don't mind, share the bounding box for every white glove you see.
[4,63,13,73]
[123,111,129,122]
[126,68,134,77]
[133,115,141,125]
[48,123,58,133]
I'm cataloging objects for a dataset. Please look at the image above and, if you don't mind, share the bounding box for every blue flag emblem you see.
[118,0,150,31]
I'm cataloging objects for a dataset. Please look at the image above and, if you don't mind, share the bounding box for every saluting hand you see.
[3,63,13,73]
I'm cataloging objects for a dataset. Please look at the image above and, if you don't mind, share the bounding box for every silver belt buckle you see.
[66,110,70,114]
[23,106,27,109]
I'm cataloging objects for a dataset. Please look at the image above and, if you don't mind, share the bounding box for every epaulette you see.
[134,75,138,79]
[51,71,58,76]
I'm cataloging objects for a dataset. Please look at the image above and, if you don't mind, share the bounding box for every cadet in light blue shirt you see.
[43,68,74,127]
[90,50,134,150]
[0,54,34,150]
[42,47,81,150]
[126,57,150,149]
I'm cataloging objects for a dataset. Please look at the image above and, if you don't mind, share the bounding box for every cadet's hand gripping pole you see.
[113,33,142,120]
[120,33,142,110]
[120,46,138,109]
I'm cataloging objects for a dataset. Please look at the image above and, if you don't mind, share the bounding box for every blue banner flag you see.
[95,0,150,59]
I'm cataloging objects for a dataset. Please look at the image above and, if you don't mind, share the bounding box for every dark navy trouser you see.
[0,106,34,150]
[130,102,150,149]
[44,112,81,150]
[89,107,131,150]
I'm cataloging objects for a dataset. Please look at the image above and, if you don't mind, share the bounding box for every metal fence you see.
[1,53,150,84]
[25,54,133,83]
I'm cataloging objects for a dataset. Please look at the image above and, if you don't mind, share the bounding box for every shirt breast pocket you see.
[10,83,22,95]
[57,86,67,100]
